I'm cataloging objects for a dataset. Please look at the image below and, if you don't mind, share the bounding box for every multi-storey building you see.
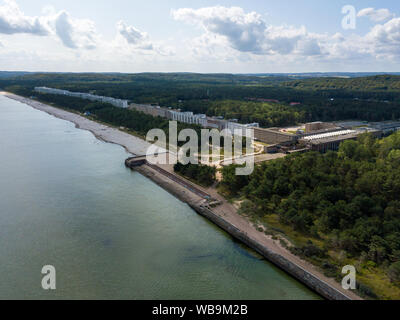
[225,121,259,138]
[299,128,382,153]
[34,87,129,109]
[168,110,208,127]
[130,103,169,118]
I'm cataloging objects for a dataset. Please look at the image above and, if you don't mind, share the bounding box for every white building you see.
[34,87,255,134]
[34,87,129,109]
[168,110,208,127]
[225,121,259,138]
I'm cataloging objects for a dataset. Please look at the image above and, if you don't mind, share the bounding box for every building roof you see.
[303,130,356,141]
[303,133,360,145]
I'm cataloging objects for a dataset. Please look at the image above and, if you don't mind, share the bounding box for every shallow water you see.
[0,95,320,300]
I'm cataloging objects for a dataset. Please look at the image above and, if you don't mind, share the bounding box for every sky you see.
[1,0,400,73]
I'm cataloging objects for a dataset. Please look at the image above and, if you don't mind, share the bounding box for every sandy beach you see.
[1,92,158,156]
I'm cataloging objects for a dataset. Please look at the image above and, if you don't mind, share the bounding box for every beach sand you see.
[1,92,159,156]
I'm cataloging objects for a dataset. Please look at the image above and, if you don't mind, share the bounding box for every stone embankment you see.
[125,157,353,300]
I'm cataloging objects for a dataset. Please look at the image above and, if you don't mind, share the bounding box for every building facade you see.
[34,87,129,109]
[254,127,300,144]
[299,129,381,153]
[225,121,259,138]
[169,110,208,127]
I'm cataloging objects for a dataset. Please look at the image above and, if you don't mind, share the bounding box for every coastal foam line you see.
[3,92,361,300]
[1,92,159,157]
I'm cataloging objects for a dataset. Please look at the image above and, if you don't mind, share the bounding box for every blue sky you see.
[1,0,400,72]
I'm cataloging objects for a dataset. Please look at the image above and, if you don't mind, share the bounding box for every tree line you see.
[174,163,216,187]
[2,74,400,129]
[221,132,400,289]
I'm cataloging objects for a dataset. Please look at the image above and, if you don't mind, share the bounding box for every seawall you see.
[126,160,353,300]
[194,205,350,300]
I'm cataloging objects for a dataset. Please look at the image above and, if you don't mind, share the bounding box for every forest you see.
[284,75,400,92]
[220,132,400,298]
[173,163,216,187]
[2,73,400,128]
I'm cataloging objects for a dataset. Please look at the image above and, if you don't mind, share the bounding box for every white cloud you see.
[172,6,267,54]
[316,16,400,62]
[188,31,237,61]
[264,25,311,55]
[172,6,321,57]
[366,17,400,58]
[296,38,322,56]
[1,2,400,72]
[115,20,174,56]
[0,0,99,49]
[172,5,400,66]
[117,21,149,46]
[358,8,395,22]
[0,0,49,35]
[53,11,98,49]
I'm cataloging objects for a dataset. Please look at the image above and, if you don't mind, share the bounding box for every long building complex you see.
[35,86,260,135]
[34,86,396,154]
[299,127,382,153]
[254,127,299,144]
[255,123,385,154]
[168,110,208,127]
[35,87,129,108]
[130,101,258,134]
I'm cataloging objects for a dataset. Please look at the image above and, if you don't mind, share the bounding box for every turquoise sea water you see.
[0,95,319,300]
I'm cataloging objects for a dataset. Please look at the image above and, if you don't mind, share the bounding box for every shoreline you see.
[129,161,359,300]
[1,92,156,157]
[3,91,362,300]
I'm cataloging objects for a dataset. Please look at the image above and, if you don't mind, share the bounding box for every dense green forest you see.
[284,75,400,92]
[2,73,400,128]
[174,163,216,187]
[220,132,400,298]
[206,100,305,127]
